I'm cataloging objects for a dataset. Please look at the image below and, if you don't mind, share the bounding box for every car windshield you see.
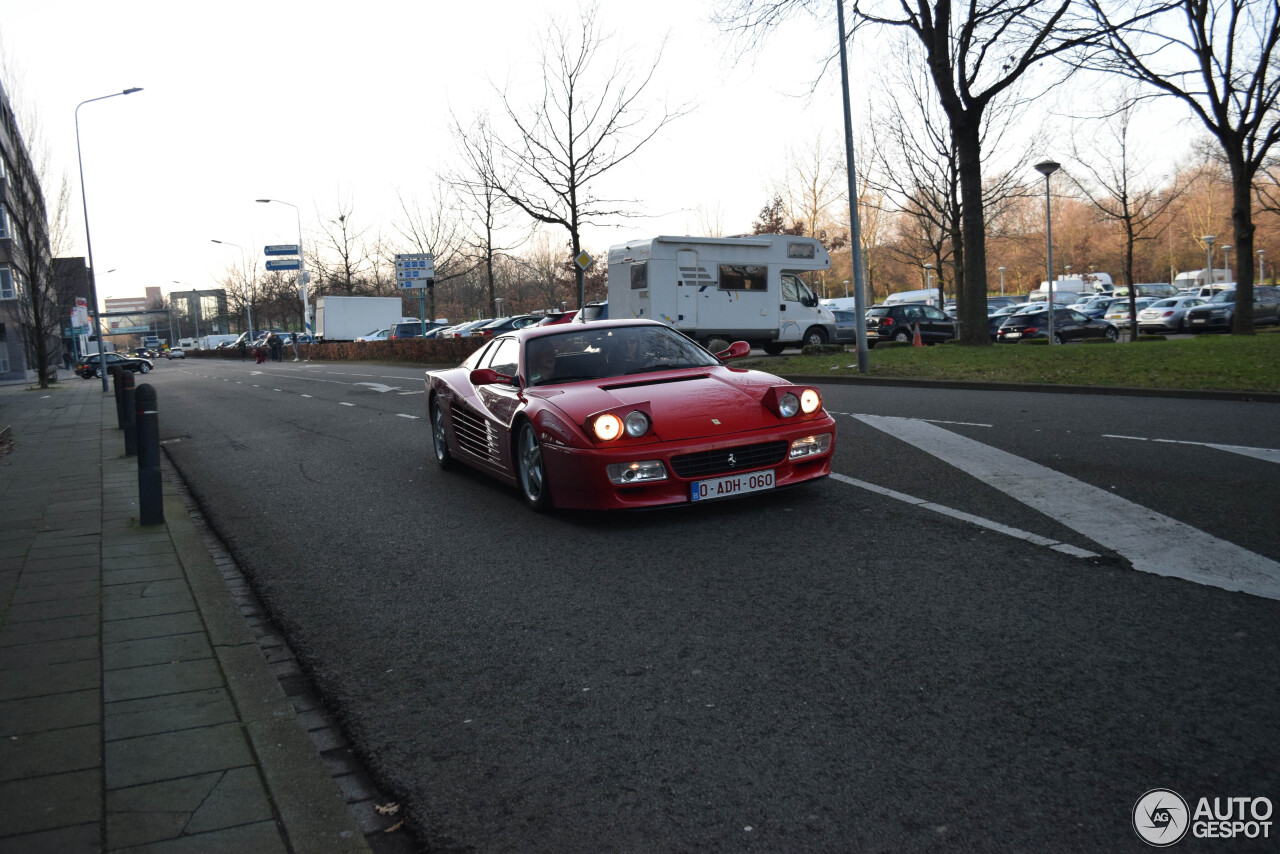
[1151,299,1177,308]
[867,307,890,317]
[523,325,720,387]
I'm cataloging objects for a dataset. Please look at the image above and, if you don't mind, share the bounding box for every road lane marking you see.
[301,394,313,398]
[858,414,1280,600]
[829,473,1098,558]
[396,414,419,419]
[829,410,992,429]
[340,402,355,407]
[1104,433,1280,464]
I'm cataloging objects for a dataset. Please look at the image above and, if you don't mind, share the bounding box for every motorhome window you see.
[781,277,800,302]
[719,265,767,291]
[630,262,647,290]
[787,242,816,259]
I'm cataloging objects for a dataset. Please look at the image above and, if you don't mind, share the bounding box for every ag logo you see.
[1134,789,1190,847]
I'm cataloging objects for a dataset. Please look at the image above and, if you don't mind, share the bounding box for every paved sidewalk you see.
[0,380,372,853]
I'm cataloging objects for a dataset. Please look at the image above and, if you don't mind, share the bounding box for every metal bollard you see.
[135,383,164,525]
[112,367,126,428]
[121,371,137,457]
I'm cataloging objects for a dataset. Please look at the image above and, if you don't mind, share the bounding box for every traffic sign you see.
[396,253,435,289]
[574,251,594,270]
[264,245,299,256]
[266,259,301,271]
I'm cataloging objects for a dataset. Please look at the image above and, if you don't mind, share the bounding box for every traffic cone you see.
[912,322,924,347]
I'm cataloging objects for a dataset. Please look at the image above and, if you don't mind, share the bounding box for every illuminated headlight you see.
[778,393,800,418]
[606,460,668,485]
[624,411,650,438]
[593,413,623,441]
[800,388,821,414]
[789,433,832,459]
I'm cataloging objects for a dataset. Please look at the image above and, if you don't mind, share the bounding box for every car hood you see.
[527,368,795,441]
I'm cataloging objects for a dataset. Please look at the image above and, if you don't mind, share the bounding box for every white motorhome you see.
[1173,268,1231,289]
[1037,273,1115,295]
[607,235,837,354]
[882,288,943,306]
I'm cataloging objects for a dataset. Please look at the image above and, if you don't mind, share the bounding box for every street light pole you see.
[256,199,307,350]
[1259,249,1266,285]
[76,87,142,391]
[837,0,869,372]
[212,239,254,336]
[998,266,1006,297]
[1035,160,1060,344]
[1221,244,1232,284]
[1203,235,1215,293]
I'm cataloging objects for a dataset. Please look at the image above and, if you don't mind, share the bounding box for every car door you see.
[471,337,524,475]
[1062,309,1094,340]
[920,305,954,342]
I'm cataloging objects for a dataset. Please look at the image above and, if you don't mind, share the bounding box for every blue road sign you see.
[266,259,301,271]
[264,244,300,256]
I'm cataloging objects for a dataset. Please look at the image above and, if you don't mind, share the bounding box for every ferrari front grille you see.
[669,440,788,479]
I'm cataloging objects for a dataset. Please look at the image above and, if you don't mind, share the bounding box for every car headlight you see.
[800,388,821,414]
[592,413,623,441]
[624,411,650,438]
[789,433,833,459]
[606,460,668,485]
[779,393,800,418]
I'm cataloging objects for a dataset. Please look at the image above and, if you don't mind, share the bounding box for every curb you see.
[783,373,1280,403]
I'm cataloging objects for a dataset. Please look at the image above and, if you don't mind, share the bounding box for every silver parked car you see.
[1137,296,1205,334]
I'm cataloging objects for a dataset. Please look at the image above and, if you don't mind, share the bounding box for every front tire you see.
[1053,333,1065,345]
[802,326,828,347]
[516,422,553,511]
[1105,326,1119,342]
[429,397,455,470]
[139,363,151,373]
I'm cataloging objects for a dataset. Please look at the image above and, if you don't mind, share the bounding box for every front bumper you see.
[541,416,837,510]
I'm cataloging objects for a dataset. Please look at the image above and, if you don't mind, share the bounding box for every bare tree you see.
[716,0,1115,343]
[1066,96,1189,335]
[1088,0,1280,332]
[452,113,534,317]
[311,193,370,296]
[394,181,477,323]
[215,248,264,335]
[486,4,688,308]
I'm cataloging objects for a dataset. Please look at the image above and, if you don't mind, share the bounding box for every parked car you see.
[987,297,1018,312]
[1103,298,1157,326]
[76,352,153,378]
[1074,296,1122,319]
[167,348,185,359]
[1185,286,1280,332]
[355,329,390,342]
[579,301,609,321]
[446,319,494,338]
[996,307,1119,343]
[1136,297,1206,334]
[865,303,956,346]
[390,320,449,339]
[473,315,543,338]
[831,309,860,344]
[426,320,835,511]
[536,311,575,326]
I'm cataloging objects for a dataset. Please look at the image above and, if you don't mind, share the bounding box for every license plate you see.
[690,469,775,502]
[1191,318,1205,323]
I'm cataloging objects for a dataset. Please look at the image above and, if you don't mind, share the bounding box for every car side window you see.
[923,306,947,320]
[1069,310,1088,322]
[483,337,520,377]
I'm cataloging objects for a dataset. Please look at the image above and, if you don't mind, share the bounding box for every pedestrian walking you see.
[237,339,247,361]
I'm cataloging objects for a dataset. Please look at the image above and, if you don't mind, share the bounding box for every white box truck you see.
[314,296,405,341]
[607,234,837,354]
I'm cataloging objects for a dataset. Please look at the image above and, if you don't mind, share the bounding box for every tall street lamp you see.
[1221,244,1232,283]
[76,86,143,390]
[256,199,308,342]
[211,239,254,335]
[1203,235,1215,291]
[1035,160,1060,344]
[1259,249,1266,284]
[998,266,1006,297]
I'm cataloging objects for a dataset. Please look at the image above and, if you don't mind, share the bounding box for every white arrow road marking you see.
[830,473,1098,559]
[396,414,419,419]
[856,414,1280,601]
[354,382,402,393]
[1104,433,1280,465]
[340,402,355,407]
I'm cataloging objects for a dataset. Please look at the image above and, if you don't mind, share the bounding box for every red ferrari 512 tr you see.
[425,319,836,510]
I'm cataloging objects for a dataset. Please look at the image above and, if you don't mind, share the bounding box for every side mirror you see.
[469,368,514,386]
[717,341,752,360]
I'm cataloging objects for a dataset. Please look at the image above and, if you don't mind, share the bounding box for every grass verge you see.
[740,331,1280,393]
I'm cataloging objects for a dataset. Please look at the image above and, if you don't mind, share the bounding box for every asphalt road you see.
[143,356,1280,853]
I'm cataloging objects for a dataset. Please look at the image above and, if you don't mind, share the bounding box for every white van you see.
[607,234,837,354]
[882,288,943,306]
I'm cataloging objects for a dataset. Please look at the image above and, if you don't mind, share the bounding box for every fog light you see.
[606,460,668,485]
[789,433,832,459]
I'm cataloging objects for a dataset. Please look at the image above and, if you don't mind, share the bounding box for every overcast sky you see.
[2,0,1187,306]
